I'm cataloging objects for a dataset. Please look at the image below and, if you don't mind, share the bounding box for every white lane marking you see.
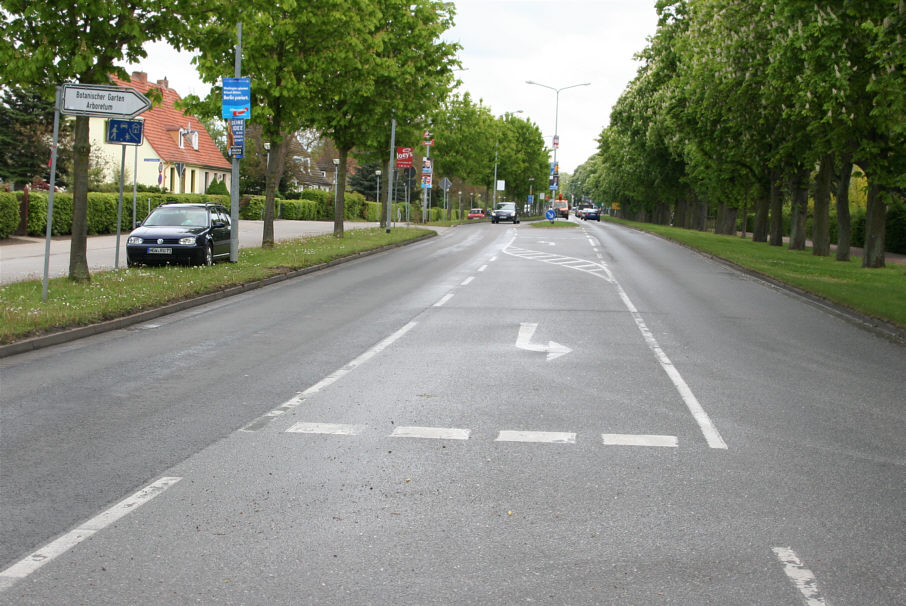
[287,422,365,435]
[434,293,454,307]
[496,430,576,444]
[504,241,727,449]
[602,434,678,447]
[242,322,417,431]
[772,547,831,605]
[478,264,488,272]
[515,322,572,361]
[489,256,498,262]
[390,426,471,440]
[0,477,181,592]
[461,276,475,286]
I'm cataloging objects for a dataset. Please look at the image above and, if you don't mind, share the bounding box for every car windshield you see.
[470,209,482,214]
[496,203,515,211]
[144,208,208,227]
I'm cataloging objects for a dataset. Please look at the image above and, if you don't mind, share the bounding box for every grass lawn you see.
[0,227,433,345]
[603,216,906,329]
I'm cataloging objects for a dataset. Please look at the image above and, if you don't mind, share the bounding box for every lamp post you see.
[375,169,382,209]
[332,158,340,210]
[525,80,590,190]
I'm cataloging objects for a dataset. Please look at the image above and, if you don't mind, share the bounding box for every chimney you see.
[157,77,169,89]
[132,71,148,83]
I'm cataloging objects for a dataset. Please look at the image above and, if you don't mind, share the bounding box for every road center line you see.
[434,293,454,307]
[602,434,678,447]
[0,477,181,592]
[496,430,576,444]
[286,422,365,435]
[461,276,475,286]
[772,547,831,605]
[391,426,471,440]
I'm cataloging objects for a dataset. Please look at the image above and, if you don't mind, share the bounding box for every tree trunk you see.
[69,115,91,282]
[262,138,288,248]
[862,181,886,268]
[789,168,808,250]
[811,153,833,256]
[835,155,853,262]
[693,198,708,231]
[753,186,769,242]
[740,197,748,238]
[674,199,688,228]
[333,148,350,237]
[769,169,783,246]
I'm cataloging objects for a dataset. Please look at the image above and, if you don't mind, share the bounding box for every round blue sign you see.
[545,209,556,221]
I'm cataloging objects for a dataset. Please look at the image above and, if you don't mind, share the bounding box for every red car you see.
[467,208,486,219]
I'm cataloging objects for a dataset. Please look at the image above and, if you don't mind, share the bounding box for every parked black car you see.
[126,203,231,267]
[582,207,601,221]
[490,202,520,224]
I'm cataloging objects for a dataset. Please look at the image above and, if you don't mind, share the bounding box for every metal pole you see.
[385,119,396,233]
[131,143,138,231]
[492,149,498,208]
[229,21,242,262]
[114,144,126,270]
[42,87,62,302]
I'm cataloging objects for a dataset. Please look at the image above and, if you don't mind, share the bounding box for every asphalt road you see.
[1,220,903,604]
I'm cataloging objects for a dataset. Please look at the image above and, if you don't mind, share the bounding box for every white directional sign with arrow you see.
[516,323,572,361]
[61,83,151,118]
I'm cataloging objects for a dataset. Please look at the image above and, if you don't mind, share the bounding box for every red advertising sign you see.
[396,146,414,169]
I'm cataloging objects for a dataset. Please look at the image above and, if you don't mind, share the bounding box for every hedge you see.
[0,193,19,238]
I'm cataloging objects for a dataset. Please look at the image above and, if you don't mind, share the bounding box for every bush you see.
[27,192,73,236]
[0,192,19,238]
[344,191,366,220]
[300,189,330,219]
[205,179,229,195]
[281,199,320,220]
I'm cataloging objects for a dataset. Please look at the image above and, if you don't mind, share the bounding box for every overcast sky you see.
[125,1,658,174]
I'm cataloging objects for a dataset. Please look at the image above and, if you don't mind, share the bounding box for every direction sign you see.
[62,84,150,118]
[106,118,144,145]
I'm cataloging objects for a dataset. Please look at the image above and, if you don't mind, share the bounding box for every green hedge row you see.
[0,192,18,239]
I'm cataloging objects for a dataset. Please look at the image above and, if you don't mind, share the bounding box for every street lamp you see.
[525,80,590,189]
[375,169,382,207]
[332,158,340,207]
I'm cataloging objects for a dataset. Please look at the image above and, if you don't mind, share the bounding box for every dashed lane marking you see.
[603,434,678,447]
[286,422,365,436]
[390,426,471,440]
[496,430,577,444]
[773,547,831,605]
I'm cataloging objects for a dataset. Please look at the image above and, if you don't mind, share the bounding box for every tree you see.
[0,85,73,189]
[304,0,460,236]
[0,1,208,281]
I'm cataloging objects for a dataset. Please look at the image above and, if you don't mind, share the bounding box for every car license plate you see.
[147,247,172,254]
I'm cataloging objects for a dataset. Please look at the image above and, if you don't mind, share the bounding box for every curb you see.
[0,231,436,359]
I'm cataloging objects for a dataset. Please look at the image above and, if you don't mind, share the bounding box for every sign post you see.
[105,118,145,270]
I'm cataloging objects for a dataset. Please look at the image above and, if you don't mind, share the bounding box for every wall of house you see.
[87,119,230,194]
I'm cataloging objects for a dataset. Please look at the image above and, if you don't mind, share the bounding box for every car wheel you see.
[203,243,214,266]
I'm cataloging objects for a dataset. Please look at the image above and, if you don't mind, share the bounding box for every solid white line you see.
[602,434,678,447]
[243,322,418,431]
[301,321,417,397]
[496,430,576,444]
[0,477,181,592]
[434,293,454,307]
[772,547,830,605]
[461,276,475,286]
[287,422,365,435]
[390,426,471,440]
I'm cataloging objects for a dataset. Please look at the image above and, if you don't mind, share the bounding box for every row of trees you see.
[567,0,905,267]
[0,0,462,281]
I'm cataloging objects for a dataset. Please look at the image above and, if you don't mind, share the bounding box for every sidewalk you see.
[0,220,391,284]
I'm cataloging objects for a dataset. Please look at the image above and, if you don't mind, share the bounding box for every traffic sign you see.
[440,177,452,191]
[105,118,144,145]
[61,84,150,118]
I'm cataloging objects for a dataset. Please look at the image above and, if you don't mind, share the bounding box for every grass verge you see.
[0,227,432,345]
[604,216,906,329]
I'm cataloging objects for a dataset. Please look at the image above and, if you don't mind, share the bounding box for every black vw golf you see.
[126,203,231,267]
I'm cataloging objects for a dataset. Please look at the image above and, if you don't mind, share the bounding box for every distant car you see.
[491,202,519,224]
[552,200,569,218]
[582,207,601,221]
[467,208,486,219]
[126,203,232,267]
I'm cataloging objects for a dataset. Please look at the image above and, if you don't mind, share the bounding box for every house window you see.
[190,169,196,193]
[178,126,199,150]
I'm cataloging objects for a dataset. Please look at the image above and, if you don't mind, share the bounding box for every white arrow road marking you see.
[516,322,572,361]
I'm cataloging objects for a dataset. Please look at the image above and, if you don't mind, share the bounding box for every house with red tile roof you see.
[88,72,231,194]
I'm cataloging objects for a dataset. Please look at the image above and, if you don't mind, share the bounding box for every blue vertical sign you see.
[222,77,251,120]
[106,118,144,145]
[229,119,245,159]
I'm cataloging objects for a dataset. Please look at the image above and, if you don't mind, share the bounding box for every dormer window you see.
[178,123,199,150]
